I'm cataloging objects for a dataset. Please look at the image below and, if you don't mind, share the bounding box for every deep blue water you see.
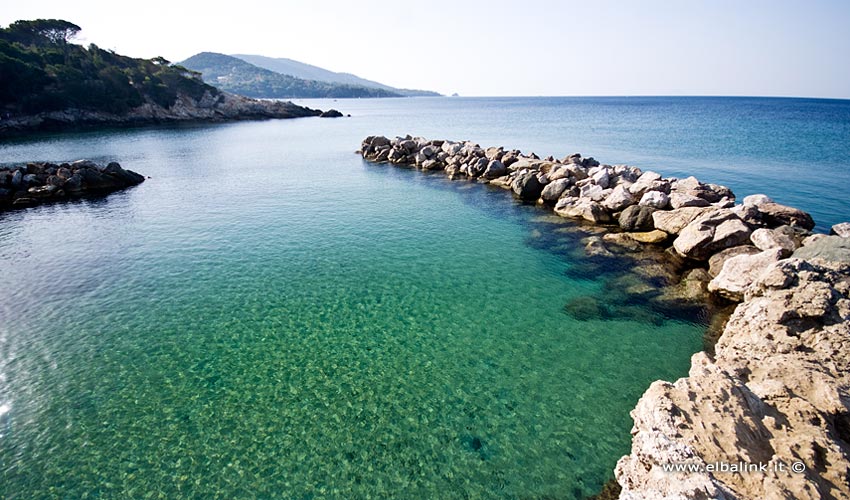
[0,96,847,499]
[293,96,850,230]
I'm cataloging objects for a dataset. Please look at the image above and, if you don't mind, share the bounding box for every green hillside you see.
[232,54,440,97]
[0,19,217,115]
[180,52,402,99]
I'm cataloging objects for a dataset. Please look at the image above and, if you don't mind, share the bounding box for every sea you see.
[1,96,848,499]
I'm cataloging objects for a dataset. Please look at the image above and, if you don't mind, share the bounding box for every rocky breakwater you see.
[0,160,144,210]
[358,135,850,499]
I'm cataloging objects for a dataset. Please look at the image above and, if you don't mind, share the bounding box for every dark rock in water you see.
[619,205,656,232]
[460,434,490,460]
[511,172,543,201]
[0,161,144,211]
[564,296,607,321]
[320,109,344,118]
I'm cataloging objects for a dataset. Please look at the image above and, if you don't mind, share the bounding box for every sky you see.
[2,0,849,98]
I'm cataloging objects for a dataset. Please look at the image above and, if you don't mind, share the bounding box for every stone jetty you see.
[0,160,144,210]
[359,135,850,500]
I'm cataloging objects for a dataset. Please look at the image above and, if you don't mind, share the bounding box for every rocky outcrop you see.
[357,135,846,500]
[618,259,850,500]
[0,161,143,210]
[0,91,322,135]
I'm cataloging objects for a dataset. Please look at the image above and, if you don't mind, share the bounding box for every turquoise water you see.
[0,96,845,498]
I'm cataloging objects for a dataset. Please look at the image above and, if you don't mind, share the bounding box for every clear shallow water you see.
[0,95,844,499]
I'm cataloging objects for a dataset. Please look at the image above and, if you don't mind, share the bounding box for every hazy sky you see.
[3,0,849,98]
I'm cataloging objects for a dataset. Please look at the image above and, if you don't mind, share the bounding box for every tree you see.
[5,19,81,45]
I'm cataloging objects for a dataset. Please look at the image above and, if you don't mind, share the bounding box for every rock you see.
[27,184,59,197]
[619,258,850,499]
[629,171,668,197]
[420,159,441,171]
[420,145,437,158]
[707,248,784,301]
[319,109,343,117]
[801,233,828,247]
[512,172,544,201]
[773,224,813,248]
[743,193,773,206]
[22,173,38,186]
[482,160,506,179]
[673,176,734,203]
[583,236,613,257]
[619,205,657,232]
[56,167,72,180]
[639,191,670,209]
[750,228,797,256]
[591,168,610,188]
[555,197,613,224]
[628,230,669,245]
[707,245,761,277]
[755,202,815,230]
[443,142,463,155]
[668,192,710,209]
[579,183,607,201]
[652,206,717,235]
[791,235,850,264]
[540,178,571,204]
[602,185,636,212]
[9,170,24,189]
[563,296,606,320]
[63,174,83,193]
[388,148,405,163]
[673,209,753,260]
[370,136,391,149]
[472,157,491,177]
[830,222,850,238]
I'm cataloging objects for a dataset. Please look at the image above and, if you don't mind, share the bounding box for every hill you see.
[180,52,402,99]
[232,54,440,97]
[0,20,322,134]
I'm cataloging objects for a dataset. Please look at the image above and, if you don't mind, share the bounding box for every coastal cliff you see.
[357,135,850,500]
[0,90,322,134]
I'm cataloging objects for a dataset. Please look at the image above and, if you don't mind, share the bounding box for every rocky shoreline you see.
[0,161,144,210]
[358,135,850,500]
[0,91,330,136]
